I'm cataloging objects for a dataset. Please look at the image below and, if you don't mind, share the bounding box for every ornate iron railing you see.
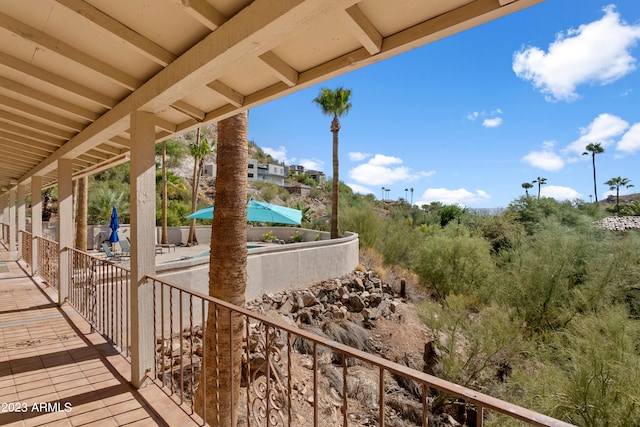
[67,248,131,359]
[147,275,575,427]
[35,235,58,287]
[19,230,32,268]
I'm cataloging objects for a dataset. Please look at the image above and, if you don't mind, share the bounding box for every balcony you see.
[0,229,575,427]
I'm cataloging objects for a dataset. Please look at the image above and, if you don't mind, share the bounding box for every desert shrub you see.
[376,219,424,268]
[340,201,383,248]
[253,181,278,202]
[504,306,640,427]
[495,222,609,333]
[465,211,525,255]
[418,295,527,416]
[413,230,496,301]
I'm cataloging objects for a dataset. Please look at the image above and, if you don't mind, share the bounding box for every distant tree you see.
[313,86,352,239]
[582,143,605,203]
[521,182,533,197]
[187,129,215,245]
[605,177,634,215]
[533,177,547,200]
[157,139,187,244]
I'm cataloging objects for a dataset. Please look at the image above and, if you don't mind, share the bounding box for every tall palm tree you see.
[195,112,248,426]
[75,176,88,250]
[532,177,547,200]
[187,129,214,246]
[313,86,352,239]
[582,142,605,202]
[521,182,533,197]
[605,176,634,215]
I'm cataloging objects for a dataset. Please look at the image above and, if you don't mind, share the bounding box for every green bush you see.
[505,306,640,427]
[413,228,496,301]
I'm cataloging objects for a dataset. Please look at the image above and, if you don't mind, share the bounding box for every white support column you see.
[58,159,73,305]
[130,111,157,388]
[17,184,26,257]
[31,177,42,276]
[0,194,5,241]
[9,188,16,252]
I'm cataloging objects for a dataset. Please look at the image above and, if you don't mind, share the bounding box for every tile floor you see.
[0,246,200,426]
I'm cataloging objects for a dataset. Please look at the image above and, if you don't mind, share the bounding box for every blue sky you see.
[248,1,640,208]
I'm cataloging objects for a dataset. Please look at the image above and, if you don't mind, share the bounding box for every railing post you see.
[17,184,26,258]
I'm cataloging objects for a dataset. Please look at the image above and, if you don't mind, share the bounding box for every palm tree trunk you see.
[161,141,169,244]
[75,176,88,250]
[188,128,201,246]
[592,154,598,203]
[330,116,340,239]
[195,112,248,426]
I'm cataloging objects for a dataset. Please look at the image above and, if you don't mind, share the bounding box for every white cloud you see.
[418,188,491,206]
[348,152,371,162]
[523,141,565,171]
[348,154,426,186]
[467,110,503,127]
[346,183,374,195]
[262,146,294,164]
[513,5,640,102]
[483,117,503,128]
[617,122,640,154]
[299,158,324,171]
[564,113,629,153]
[541,185,583,201]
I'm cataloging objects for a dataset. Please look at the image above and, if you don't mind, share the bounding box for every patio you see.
[0,244,198,427]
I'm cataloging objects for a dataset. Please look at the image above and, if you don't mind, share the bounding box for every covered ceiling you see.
[0,0,542,195]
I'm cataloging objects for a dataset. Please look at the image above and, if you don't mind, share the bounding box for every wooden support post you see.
[58,158,73,305]
[130,111,157,388]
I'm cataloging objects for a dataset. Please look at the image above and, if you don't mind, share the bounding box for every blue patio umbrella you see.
[186,200,302,225]
[109,206,120,243]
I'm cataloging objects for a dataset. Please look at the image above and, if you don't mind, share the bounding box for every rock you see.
[349,294,366,312]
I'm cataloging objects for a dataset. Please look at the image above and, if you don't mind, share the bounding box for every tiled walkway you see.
[0,246,199,426]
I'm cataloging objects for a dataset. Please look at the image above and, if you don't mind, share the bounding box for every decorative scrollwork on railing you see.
[248,321,288,426]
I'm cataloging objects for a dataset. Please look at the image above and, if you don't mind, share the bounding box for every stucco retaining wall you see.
[154,230,359,301]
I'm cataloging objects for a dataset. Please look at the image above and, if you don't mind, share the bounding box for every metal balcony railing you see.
[17,239,574,427]
[147,276,575,427]
[20,230,32,267]
[67,248,131,359]
[35,235,58,287]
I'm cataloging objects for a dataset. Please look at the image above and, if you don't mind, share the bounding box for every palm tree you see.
[521,182,533,197]
[582,143,605,202]
[605,176,634,215]
[532,177,547,200]
[313,86,352,239]
[75,176,88,250]
[195,112,248,426]
[156,139,187,244]
[187,129,214,246]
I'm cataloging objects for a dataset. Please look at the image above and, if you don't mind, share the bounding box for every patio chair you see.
[101,243,121,261]
[119,239,131,257]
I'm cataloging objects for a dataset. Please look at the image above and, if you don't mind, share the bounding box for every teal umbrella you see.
[186,200,302,225]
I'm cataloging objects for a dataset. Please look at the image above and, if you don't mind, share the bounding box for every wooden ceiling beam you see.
[180,0,227,31]
[0,110,75,140]
[0,95,86,132]
[340,4,382,55]
[0,51,116,109]
[207,80,244,107]
[258,51,299,87]
[0,76,100,121]
[54,0,177,67]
